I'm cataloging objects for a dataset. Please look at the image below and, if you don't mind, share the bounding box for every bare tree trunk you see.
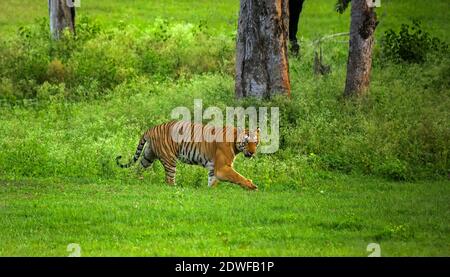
[235,0,291,99]
[344,0,377,97]
[49,0,76,39]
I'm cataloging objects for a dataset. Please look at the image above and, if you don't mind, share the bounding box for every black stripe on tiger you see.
[116,134,147,168]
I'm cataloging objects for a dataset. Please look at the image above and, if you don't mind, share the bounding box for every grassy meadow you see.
[0,0,449,256]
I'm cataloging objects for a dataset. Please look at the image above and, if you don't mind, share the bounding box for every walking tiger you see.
[116,121,259,190]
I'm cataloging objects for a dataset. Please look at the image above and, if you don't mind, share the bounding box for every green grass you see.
[1,176,448,256]
[1,0,449,41]
[0,0,240,35]
[0,0,449,256]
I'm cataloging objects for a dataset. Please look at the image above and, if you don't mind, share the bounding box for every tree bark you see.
[49,0,76,39]
[344,0,377,97]
[235,0,291,99]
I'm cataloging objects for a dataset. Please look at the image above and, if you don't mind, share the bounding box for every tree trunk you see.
[235,0,291,99]
[49,0,76,39]
[344,0,377,97]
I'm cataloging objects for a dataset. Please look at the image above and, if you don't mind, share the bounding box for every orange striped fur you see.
[116,121,259,190]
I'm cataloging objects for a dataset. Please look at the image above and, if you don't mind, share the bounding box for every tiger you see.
[116,120,260,190]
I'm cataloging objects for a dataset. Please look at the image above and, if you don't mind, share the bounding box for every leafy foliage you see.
[0,16,235,102]
[335,0,351,14]
[381,20,448,63]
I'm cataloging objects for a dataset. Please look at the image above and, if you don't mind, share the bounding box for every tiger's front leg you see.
[215,165,257,190]
[206,161,218,187]
[208,169,218,187]
[161,158,177,185]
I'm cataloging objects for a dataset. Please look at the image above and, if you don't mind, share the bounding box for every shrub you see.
[0,16,234,103]
[0,77,15,102]
[46,59,68,83]
[36,82,66,101]
[381,20,448,63]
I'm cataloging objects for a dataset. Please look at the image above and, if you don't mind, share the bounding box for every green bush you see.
[381,20,448,63]
[36,82,66,101]
[0,16,234,102]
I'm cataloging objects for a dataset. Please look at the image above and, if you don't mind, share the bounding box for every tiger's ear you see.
[256,127,261,134]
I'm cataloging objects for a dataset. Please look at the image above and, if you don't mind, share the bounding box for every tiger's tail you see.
[116,134,147,168]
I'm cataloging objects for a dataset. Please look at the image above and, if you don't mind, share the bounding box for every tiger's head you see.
[235,128,260,158]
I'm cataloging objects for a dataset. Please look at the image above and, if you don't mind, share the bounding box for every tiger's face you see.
[236,128,260,158]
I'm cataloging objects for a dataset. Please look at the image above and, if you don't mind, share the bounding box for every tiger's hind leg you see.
[140,145,156,169]
[135,145,156,180]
